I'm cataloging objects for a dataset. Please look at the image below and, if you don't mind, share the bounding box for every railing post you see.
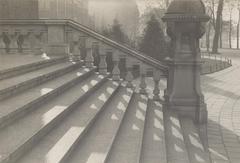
[99,43,108,75]
[85,38,94,68]
[153,69,161,101]
[112,52,121,81]
[33,31,43,55]
[139,64,147,95]
[125,58,134,88]
[72,33,81,62]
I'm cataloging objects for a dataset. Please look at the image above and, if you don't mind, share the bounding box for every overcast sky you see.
[90,0,239,23]
[137,0,239,23]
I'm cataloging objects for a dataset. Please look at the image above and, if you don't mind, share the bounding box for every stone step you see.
[0,73,108,163]
[140,100,167,163]
[180,118,211,163]
[67,86,134,163]
[0,61,83,100]
[106,94,148,163]
[0,56,67,80]
[17,80,120,163]
[0,67,95,129]
[164,110,190,163]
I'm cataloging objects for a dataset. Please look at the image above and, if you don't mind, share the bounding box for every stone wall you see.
[0,0,94,28]
[0,0,39,19]
[38,0,94,28]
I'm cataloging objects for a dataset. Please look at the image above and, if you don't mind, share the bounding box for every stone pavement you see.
[0,53,53,70]
[202,49,240,163]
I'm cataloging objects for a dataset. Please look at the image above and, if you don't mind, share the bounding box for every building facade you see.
[0,0,93,27]
[0,0,39,19]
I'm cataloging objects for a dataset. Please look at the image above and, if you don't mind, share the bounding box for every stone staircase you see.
[0,56,211,163]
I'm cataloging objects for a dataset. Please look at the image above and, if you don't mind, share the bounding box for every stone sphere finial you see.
[167,0,205,15]
[162,0,209,22]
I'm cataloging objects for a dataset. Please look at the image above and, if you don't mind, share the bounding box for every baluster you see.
[72,43,80,62]
[125,58,134,88]
[85,38,94,68]
[85,48,94,68]
[153,69,162,101]
[99,44,108,75]
[112,52,120,81]
[9,30,18,53]
[139,64,147,94]
[2,32,11,53]
[0,32,4,53]
[21,30,31,53]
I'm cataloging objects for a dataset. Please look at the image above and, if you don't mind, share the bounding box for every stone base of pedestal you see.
[46,44,69,56]
[164,101,208,124]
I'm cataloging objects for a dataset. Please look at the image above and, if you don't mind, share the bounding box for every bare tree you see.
[204,0,216,52]
[237,0,240,49]
[219,15,223,48]
[212,0,224,53]
[165,0,170,8]
[227,0,234,49]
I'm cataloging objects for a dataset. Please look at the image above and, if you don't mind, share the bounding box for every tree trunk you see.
[220,15,223,48]
[229,8,233,49]
[237,9,240,49]
[229,18,232,49]
[165,0,169,8]
[212,0,224,54]
[206,22,211,52]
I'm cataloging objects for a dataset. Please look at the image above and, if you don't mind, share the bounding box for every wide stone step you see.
[140,100,167,163]
[164,110,190,163]
[17,80,120,163]
[106,94,148,163]
[67,86,134,163]
[180,118,211,163]
[0,61,82,100]
[0,73,108,163]
[0,67,95,129]
[0,56,67,80]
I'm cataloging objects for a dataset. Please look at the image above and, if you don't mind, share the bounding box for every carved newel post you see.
[162,0,210,124]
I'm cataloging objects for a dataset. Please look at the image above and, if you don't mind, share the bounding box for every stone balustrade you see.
[77,37,167,101]
[0,12,209,124]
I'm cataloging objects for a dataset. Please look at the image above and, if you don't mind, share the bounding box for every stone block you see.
[46,44,69,56]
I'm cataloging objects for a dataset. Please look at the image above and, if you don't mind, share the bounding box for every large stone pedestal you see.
[162,0,209,124]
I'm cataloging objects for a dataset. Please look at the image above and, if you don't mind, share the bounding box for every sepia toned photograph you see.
[0,0,239,162]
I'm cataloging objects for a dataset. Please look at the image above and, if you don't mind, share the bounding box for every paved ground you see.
[202,49,240,163]
[0,53,53,70]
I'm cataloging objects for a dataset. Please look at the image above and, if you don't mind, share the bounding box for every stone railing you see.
[0,19,169,101]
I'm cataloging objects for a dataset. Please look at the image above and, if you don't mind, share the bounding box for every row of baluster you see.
[0,31,46,53]
[71,46,165,101]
